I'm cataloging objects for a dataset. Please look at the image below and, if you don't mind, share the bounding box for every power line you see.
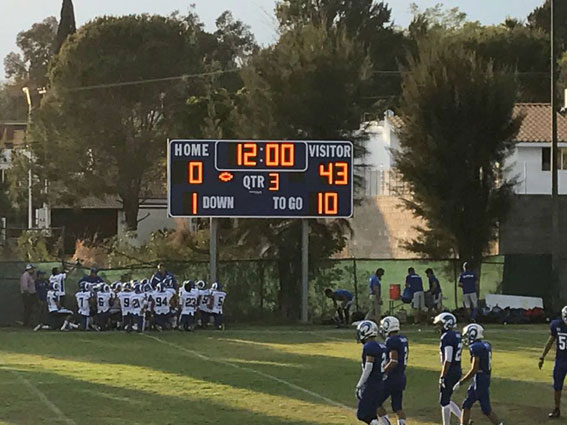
[66,69,240,92]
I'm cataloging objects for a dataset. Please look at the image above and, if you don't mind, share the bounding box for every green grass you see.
[0,324,558,424]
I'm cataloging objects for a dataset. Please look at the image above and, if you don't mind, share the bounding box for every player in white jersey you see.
[179,280,199,331]
[208,282,227,330]
[130,283,148,332]
[96,284,114,330]
[164,284,179,329]
[197,280,212,327]
[34,282,77,331]
[49,267,68,299]
[118,282,133,331]
[151,283,174,330]
[75,284,94,330]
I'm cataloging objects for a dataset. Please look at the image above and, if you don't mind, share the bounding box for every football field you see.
[0,325,557,424]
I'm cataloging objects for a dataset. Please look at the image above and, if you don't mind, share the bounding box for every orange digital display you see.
[237,143,257,166]
[192,192,198,215]
[269,173,280,191]
[319,162,349,185]
[317,192,338,215]
[188,161,203,184]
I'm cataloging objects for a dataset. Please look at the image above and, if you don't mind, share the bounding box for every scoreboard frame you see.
[167,139,354,219]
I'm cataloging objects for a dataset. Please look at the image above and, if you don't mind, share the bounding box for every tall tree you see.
[225,23,369,319]
[4,17,57,87]
[528,0,567,52]
[394,40,522,266]
[55,0,76,54]
[32,14,203,231]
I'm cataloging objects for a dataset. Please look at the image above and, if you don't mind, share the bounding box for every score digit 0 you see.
[188,161,203,184]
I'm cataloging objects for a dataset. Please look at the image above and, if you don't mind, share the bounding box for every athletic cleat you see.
[549,408,561,418]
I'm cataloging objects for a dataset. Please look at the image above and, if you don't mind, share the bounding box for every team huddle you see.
[34,274,227,333]
[354,313,504,425]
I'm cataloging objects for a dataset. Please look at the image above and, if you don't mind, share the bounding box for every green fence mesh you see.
[0,257,505,326]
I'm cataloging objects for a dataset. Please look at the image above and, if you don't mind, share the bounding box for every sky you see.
[0,0,547,80]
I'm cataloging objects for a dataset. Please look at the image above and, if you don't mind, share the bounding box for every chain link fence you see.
[0,257,505,326]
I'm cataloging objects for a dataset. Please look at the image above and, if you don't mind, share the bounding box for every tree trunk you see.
[277,255,301,320]
[122,194,140,231]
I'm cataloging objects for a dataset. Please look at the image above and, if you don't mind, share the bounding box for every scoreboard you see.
[168,140,353,218]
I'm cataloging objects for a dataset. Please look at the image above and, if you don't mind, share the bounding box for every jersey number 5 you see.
[559,335,567,351]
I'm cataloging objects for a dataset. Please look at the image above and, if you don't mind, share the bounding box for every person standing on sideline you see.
[458,262,479,322]
[426,268,443,314]
[365,268,384,322]
[150,263,178,290]
[34,271,50,327]
[20,264,36,327]
[405,267,425,324]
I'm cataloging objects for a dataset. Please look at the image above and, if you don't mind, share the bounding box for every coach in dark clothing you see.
[35,271,49,325]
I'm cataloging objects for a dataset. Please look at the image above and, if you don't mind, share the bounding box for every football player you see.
[109,282,123,329]
[151,283,174,330]
[538,305,567,418]
[197,280,211,327]
[208,282,226,330]
[130,283,147,333]
[325,288,354,326]
[434,312,463,425]
[75,283,94,330]
[95,284,114,331]
[377,316,408,425]
[179,280,199,331]
[453,324,503,425]
[34,282,77,331]
[355,320,388,425]
[118,282,133,332]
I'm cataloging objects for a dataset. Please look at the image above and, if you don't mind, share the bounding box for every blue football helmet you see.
[196,280,206,290]
[134,283,143,294]
[143,283,153,293]
[356,320,379,344]
[122,282,132,292]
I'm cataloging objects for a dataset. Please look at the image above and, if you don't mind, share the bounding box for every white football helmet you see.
[433,312,457,332]
[379,316,400,338]
[462,323,484,345]
[562,306,567,325]
[356,320,379,344]
[211,282,218,291]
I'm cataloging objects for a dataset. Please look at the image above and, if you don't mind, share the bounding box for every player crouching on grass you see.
[325,288,354,327]
[355,320,388,425]
[377,316,408,425]
[434,312,463,425]
[453,324,504,425]
[34,282,78,331]
[538,305,567,418]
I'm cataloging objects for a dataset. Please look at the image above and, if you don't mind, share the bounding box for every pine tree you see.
[55,0,76,54]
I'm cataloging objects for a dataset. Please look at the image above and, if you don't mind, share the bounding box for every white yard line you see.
[0,355,77,425]
[142,333,354,412]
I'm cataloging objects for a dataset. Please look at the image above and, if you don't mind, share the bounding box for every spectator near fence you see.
[425,268,442,313]
[20,264,36,327]
[78,267,104,289]
[459,262,479,322]
[365,268,384,322]
[34,271,49,326]
[406,267,425,325]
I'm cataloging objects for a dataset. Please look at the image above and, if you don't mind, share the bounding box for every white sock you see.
[61,320,69,330]
[370,420,380,425]
[449,401,461,418]
[397,419,406,425]
[379,415,392,425]
[442,405,451,425]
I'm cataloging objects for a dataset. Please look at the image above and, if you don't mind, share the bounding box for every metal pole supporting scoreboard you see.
[168,140,354,323]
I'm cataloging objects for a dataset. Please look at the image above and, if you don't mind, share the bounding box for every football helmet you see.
[562,306,567,325]
[462,323,484,345]
[134,283,142,294]
[433,312,457,332]
[102,284,111,293]
[156,283,166,292]
[379,316,400,338]
[84,283,93,292]
[356,320,379,344]
[196,280,206,290]
[211,282,219,291]
[123,282,132,292]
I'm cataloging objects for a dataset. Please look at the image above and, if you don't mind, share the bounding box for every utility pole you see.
[551,0,561,304]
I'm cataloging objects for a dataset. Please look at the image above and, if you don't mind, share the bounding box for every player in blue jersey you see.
[538,305,567,418]
[325,288,354,326]
[377,316,408,425]
[405,267,425,324]
[434,312,463,425]
[458,263,479,322]
[453,324,504,425]
[355,320,389,425]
